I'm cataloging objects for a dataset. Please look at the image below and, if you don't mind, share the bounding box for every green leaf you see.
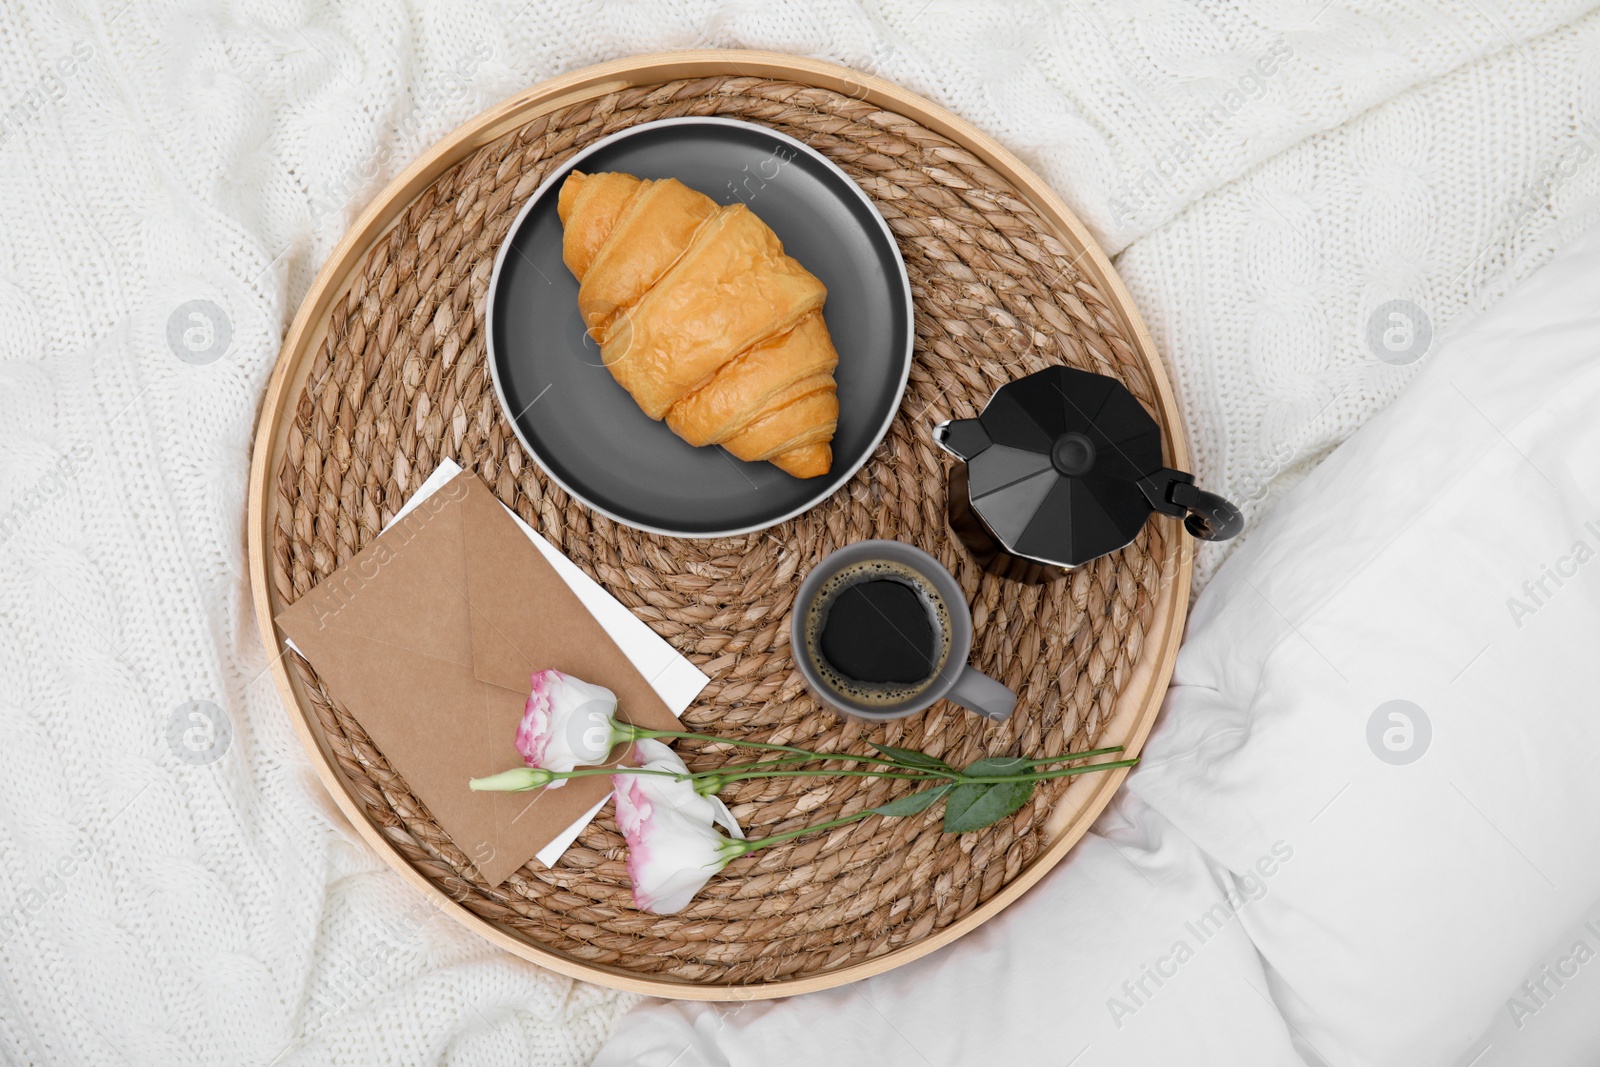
[943,760,1038,833]
[869,743,955,772]
[871,783,954,817]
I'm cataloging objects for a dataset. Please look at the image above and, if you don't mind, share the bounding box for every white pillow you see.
[1130,224,1600,1065]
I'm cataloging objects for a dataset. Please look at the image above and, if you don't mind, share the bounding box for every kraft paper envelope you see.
[275,470,683,887]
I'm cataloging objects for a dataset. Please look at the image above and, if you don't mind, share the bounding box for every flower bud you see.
[468,766,555,792]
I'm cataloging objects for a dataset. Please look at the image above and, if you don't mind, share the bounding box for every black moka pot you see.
[934,366,1242,584]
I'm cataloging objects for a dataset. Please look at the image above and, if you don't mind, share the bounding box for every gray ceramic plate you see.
[486,117,913,538]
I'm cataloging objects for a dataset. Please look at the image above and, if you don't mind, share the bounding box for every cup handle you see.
[946,666,1017,722]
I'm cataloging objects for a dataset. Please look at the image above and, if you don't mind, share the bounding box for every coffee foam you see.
[802,559,952,707]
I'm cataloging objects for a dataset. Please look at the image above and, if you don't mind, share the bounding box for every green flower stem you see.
[468,766,685,791]
[619,725,913,770]
[619,724,1127,778]
[469,762,940,793]
[471,749,1137,794]
[693,767,953,785]
[1017,745,1125,765]
[718,759,1140,857]
[955,759,1139,784]
[688,753,889,795]
[704,753,833,774]
[554,767,685,780]
[731,811,874,854]
[697,758,1139,788]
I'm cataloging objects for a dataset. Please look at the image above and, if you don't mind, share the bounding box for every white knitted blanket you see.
[2,2,1597,1063]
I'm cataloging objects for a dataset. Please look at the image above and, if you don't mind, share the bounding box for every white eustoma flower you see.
[612,738,746,914]
[513,668,620,788]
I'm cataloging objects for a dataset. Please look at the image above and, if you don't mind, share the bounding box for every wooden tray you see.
[246,50,1191,1000]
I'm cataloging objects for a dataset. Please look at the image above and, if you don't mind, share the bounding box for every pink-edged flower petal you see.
[512,669,620,788]
[514,671,556,766]
[611,738,745,914]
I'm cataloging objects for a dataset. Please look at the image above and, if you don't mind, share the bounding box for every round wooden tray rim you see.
[246,50,1193,1000]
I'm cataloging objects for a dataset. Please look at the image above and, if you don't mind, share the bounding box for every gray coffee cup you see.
[790,539,1017,722]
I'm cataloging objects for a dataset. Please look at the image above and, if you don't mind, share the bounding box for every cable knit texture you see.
[0,1,1597,1063]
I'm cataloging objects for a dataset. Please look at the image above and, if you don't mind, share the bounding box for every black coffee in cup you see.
[802,560,952,706]
[792,541,1017,722]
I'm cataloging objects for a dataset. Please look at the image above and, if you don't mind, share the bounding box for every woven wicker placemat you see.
[268,74,1171,987]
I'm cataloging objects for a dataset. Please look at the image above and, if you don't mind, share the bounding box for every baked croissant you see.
[557,170,839,479]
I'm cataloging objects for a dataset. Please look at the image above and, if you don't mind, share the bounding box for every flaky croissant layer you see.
[557,170,839,479]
